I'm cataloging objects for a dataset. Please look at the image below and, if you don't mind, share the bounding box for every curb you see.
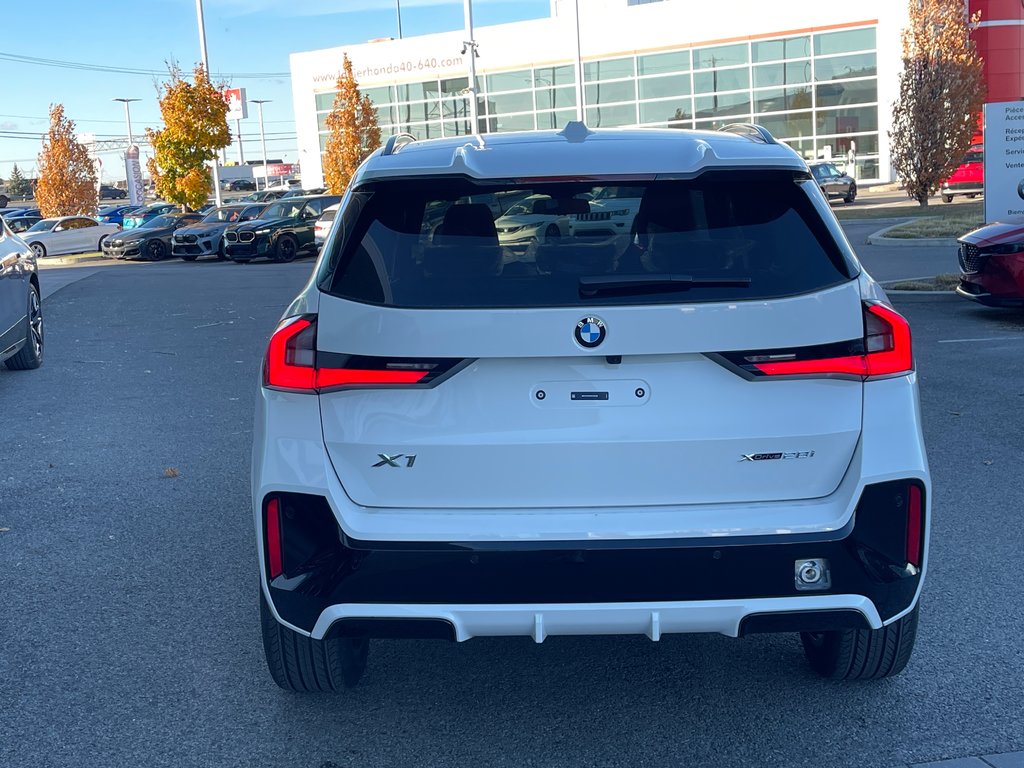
[37,252,110,268]
[867,219,959,248]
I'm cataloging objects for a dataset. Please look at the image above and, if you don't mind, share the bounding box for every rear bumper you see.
[311,596,882,642]
[942,183,983,195]
[263,481,924,639]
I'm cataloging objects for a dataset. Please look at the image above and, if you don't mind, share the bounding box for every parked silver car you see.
[0,218,43,370]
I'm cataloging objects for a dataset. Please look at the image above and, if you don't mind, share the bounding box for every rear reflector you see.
[906,484,923,567]
[719,302,913,381]
[265,497,283,579]
[263,315,460,393]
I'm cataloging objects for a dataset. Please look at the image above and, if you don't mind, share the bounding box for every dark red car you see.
[957,219,1024,307]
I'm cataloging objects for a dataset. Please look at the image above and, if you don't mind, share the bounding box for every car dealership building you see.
[289,0,1022,189]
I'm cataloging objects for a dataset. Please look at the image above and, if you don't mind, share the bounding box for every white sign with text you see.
[984,101,1024,223]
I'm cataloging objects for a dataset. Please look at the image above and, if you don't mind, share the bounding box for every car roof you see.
[356,123,806,185]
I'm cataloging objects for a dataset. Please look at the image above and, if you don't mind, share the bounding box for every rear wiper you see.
[578,274,752,297]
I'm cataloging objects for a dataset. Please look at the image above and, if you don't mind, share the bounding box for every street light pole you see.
[112,98,140,146]
[194,0,223,207]
[462,0,479,132]
[396,0,403,39]
[573,0,584,122]
[251,99,271,191]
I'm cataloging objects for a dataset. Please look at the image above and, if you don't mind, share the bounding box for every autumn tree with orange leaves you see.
[147,64,231,211]
[890,0,985,206]
[35,104,97,217]
[322,55,382,194]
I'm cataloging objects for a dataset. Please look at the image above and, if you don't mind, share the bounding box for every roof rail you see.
[381,133,417,156]
[718,123,777,145]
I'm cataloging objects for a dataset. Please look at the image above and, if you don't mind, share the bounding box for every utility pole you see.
[195,0,223,206]
[396,0,403,38]
[251,99,271,190]
[462,0,479,132]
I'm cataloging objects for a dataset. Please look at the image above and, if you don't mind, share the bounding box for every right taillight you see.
[718,302,913,381]
[264,496,283,579]
[263,315,463,393]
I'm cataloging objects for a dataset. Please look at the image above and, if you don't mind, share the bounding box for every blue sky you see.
[0,0,550,182]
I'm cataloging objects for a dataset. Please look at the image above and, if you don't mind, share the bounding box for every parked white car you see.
[314,203,340,248]
[567,185,645,239]
[494,194,573,247]
[21,216,120,258]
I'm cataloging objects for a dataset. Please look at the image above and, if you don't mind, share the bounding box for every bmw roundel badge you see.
[575,316,606,348]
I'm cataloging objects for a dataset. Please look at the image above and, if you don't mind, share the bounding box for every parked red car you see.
[957,219,1024,307]
[942,144,984,203]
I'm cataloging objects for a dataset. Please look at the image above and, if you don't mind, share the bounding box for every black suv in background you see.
[224,195,341,263]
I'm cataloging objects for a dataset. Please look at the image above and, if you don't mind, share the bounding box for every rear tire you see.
[966,194,978,199]
[943,195,954,203]
[843,183,857,204]
[800,605,919,680]
[260,589,367,692]
[5,284,43,371]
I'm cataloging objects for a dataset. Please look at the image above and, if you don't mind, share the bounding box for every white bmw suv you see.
[253,123,929,691]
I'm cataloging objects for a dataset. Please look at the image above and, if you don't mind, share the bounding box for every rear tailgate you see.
[313,170,864,510]
[317,282,863,509]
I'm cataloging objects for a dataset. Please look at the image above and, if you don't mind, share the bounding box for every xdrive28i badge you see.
[575,316,606,348]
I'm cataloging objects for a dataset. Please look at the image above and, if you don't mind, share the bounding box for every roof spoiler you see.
[719,123,777,145]
[381,133,417,156]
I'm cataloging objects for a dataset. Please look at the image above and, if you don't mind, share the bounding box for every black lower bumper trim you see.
[739,609,872,636]
[264,481,925,634]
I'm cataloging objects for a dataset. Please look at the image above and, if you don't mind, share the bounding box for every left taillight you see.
[263,315,462,393]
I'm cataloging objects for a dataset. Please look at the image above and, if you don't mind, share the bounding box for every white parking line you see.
[937,336,1024,344]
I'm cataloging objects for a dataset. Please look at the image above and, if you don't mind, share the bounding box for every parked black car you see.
[224,195,341,263]
[172,203,268,261]
[808,161,857,204]
[102,212,204,261]
[223,179,256,191]
[99,185,127,200]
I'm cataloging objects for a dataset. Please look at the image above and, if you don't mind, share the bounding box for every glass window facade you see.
[312,24,881,180]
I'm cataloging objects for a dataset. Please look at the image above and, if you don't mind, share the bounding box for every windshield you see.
[319,172,857,309]
[202,207,243,224]
[142,215,176,229]
[27,219,57,233]
[261,201,304,219]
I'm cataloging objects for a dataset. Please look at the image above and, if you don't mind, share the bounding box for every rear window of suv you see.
[318,170,858,308]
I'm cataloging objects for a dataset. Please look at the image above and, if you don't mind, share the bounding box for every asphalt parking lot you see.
[2,257,1023,768]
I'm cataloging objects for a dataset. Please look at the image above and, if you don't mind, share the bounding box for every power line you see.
[0,50,290,80]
